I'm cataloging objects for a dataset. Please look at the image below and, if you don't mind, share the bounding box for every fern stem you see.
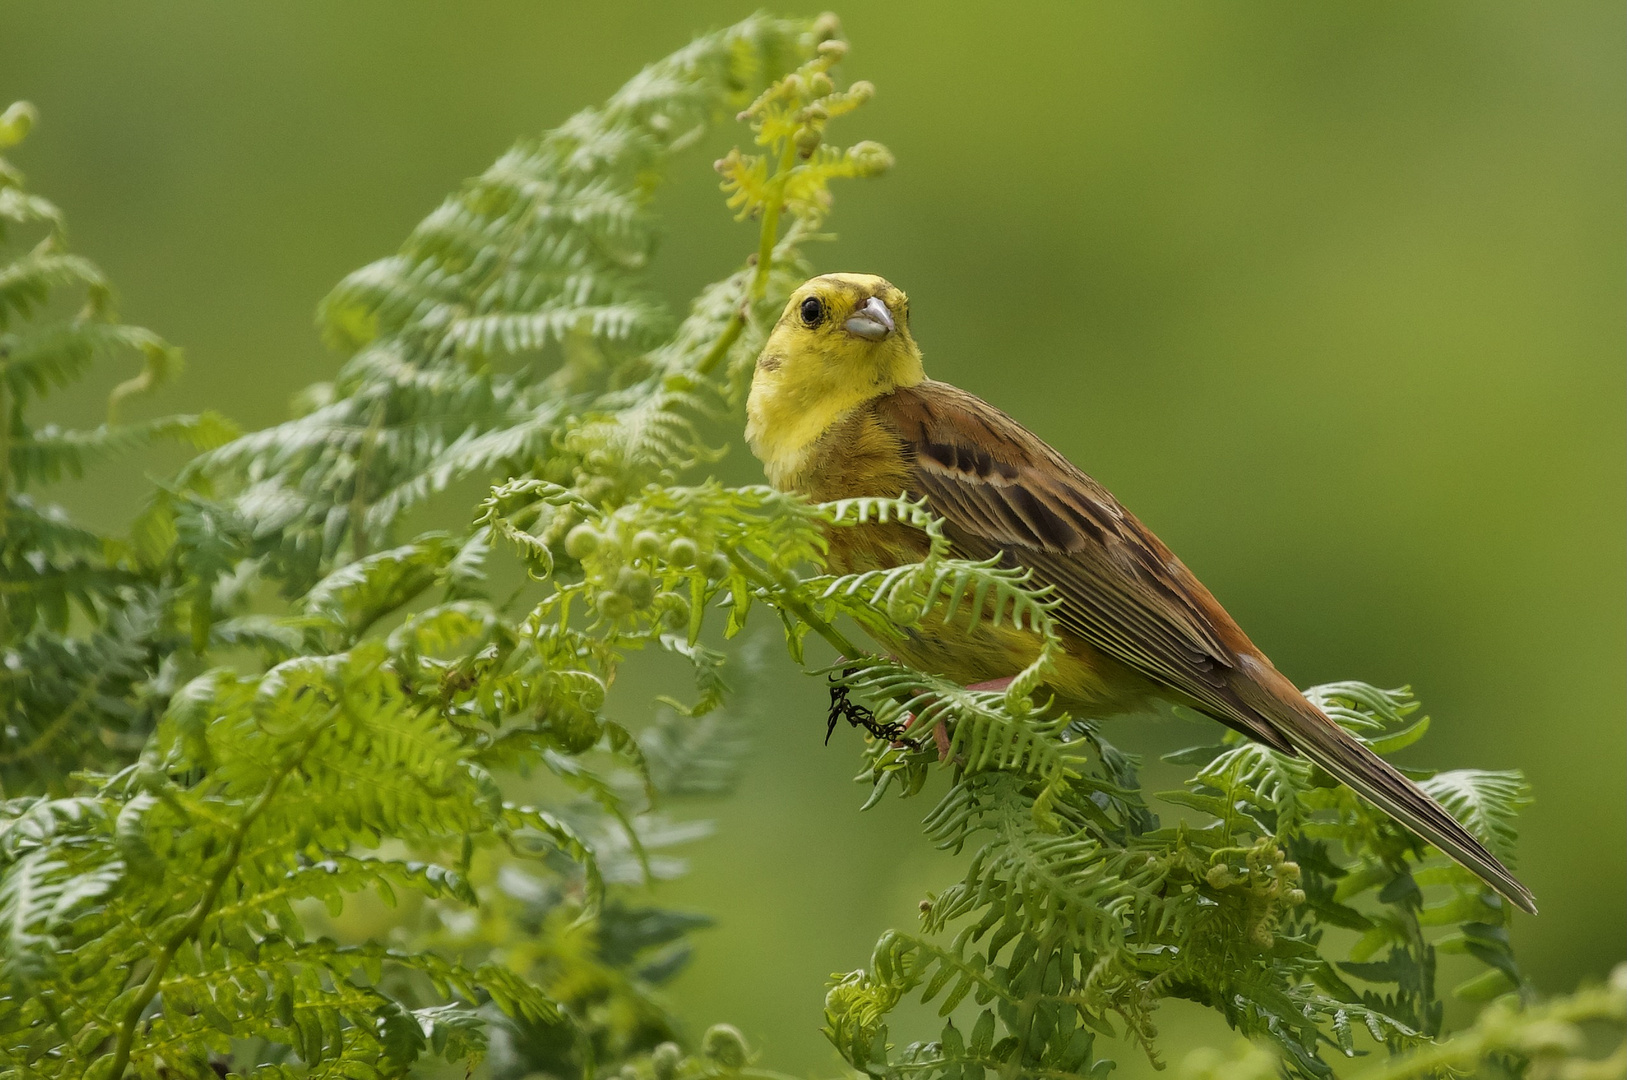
[348,397,387,559]
[750,139,798,302]
[694,301,747,377]
[1002,924,1066,1080]
[104,722,325,1078]
[695,139,798,378]
[0,662,102,765]
[724,545,866,662]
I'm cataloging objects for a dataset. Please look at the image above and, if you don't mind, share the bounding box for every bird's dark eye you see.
[799,296,825,327]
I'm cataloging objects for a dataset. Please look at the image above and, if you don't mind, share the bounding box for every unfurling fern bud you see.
[846,139,893,178]
[633,530,663,558]
[706,552,732,580]
[545,702,603,754]
[577,678,607,712]
[617,566,656,609]
[886,588,924,626]
[795,125,823,159]
[0,101,37,149]
[666,537,699,568]
[660,593,691,630]
[598,589,635,618]
[579,475,617,505]
[702,1024,750,1069]
[651,1042,683,1080]
[565,524,602,559]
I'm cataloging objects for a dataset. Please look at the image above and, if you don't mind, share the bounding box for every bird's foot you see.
[901,676,1017,762]
[825,663,1020,763]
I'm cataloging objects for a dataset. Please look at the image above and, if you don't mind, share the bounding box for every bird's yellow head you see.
[746,273,925,481]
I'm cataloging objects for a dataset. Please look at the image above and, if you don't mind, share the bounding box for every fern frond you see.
[12,413,236,488]
[1,320,167,402]
[1417,770,1530,863]
[299,532,461,639]
[0,186,61,233]
[0,243,107,327]
[640,707,747,798]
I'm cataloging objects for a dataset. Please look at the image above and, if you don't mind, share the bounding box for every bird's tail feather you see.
[1279,697,1538,915]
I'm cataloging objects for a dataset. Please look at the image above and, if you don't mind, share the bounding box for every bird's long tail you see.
[1268,691,1538,915]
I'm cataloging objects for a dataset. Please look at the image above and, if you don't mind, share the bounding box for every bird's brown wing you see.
[872,380,1538,914]
[875,380,1290,750]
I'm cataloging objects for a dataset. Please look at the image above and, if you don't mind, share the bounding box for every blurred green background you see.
[3,2,1622,1074]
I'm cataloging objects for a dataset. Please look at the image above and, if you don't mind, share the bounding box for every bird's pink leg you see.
[901,676,1017,762]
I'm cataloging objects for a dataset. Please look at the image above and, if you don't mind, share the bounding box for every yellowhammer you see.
[746,271,1536,915]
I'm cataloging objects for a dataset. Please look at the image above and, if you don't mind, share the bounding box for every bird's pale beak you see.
[843,296,895,341]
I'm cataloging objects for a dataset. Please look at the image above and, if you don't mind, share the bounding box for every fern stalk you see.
[694,138,799,379]
[104,722,327,1080]
[750,138,801,302]
[0,662,96,767]
[726,545,867,661]
[348,396,387,558]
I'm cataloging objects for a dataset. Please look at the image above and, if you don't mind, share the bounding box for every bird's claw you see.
[896,710,954,761]
[914,677,1013,761]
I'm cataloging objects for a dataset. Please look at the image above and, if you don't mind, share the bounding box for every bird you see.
[745,271,1537,916]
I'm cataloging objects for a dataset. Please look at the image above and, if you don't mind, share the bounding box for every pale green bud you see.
[564,524,601,559]
[702,1024,749,1069]
[847,140,893,178]
[0,102,37,150]
[617,567,656,609]
[651,1043,682,1080]
[666,537,699,568]
[795,126,823,159]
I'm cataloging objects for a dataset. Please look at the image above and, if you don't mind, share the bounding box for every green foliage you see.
[807,667,1542,1080]
[0,15,880,1078]
[816,677,1532,1080]
[0,101,236,792]
[0,15,1555,1080]
[2,646,556,1078]
[1177,966,1625,1080]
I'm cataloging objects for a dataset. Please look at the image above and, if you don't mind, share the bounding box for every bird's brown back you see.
[857,380,1535,913]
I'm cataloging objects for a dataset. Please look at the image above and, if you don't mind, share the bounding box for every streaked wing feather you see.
[867,381,1535,912]
[880,381,1279,742]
